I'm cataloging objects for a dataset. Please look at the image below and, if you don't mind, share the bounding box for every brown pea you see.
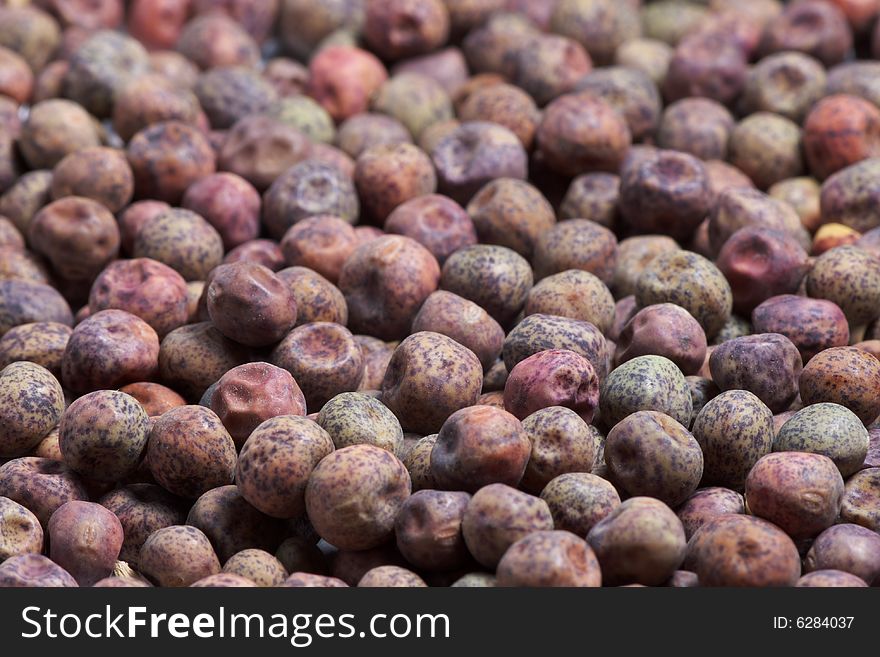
[615,303,707,376]
[50,147,133,213]
[586,497,686,587]
[210,363,306,448]
[676,487,745,540]
[112,73,201,142]
[716,226,810,316]
[48,500,123,586]
[605,411,703,507]
[224,239,285,272]
[218,115,311,192]
[461,483,553,569]
[98,483,187,568]
[280,215,358,284]
[270,322,363,411]
[384,194,477,263]
[0,457,88,529]
[305,444,411,551]
[340,235,440,341]
[431,405,530,493]
[503,349,599,424]
[28,196,119,283]
[358,565,427,587]
[804,523,880,584]
[459,83,539,150]
[685,514,801,586]
[536,93,631,177]
[88,258,188,338]
[127,121,215,204]
[307,45,388,122]
[206,262,297,348]
[751,295,849,363]
[61,309,159,394]
[411,291,503,370]
[799,347,880,424]
[657,98,734,161]
[761,0,852,67]
[394,489,470,571]
[432,121,527,205]
[664,32,747,105]
[746,452,844,539]
[497,529,602,589]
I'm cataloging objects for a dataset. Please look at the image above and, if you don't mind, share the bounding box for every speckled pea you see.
[380,331,482,435]
[692,390,774,490]
[599,355,692,428]
[496,530,602,588]
[799,346,880,425]
[806,245,880,326]
[636,250,732,340]
[139,525,221,588]
[503,314,608,382]
[133,208,224,282]
[317,392,403,455]
[775,403,869,477]
[524,270,615,336]
[709,334,802,414]
[222,549,289,587]
[236,415,334,519]
[605,410,703,506]
[519,407,598,494]
[0,361,64,458]
[402,434,438,492]
[440,244,533,326]
[539,472,620,536]
[146,405,237,499]
[840,467,880,532]
[0,495,43,560]
[58,390,150,483]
